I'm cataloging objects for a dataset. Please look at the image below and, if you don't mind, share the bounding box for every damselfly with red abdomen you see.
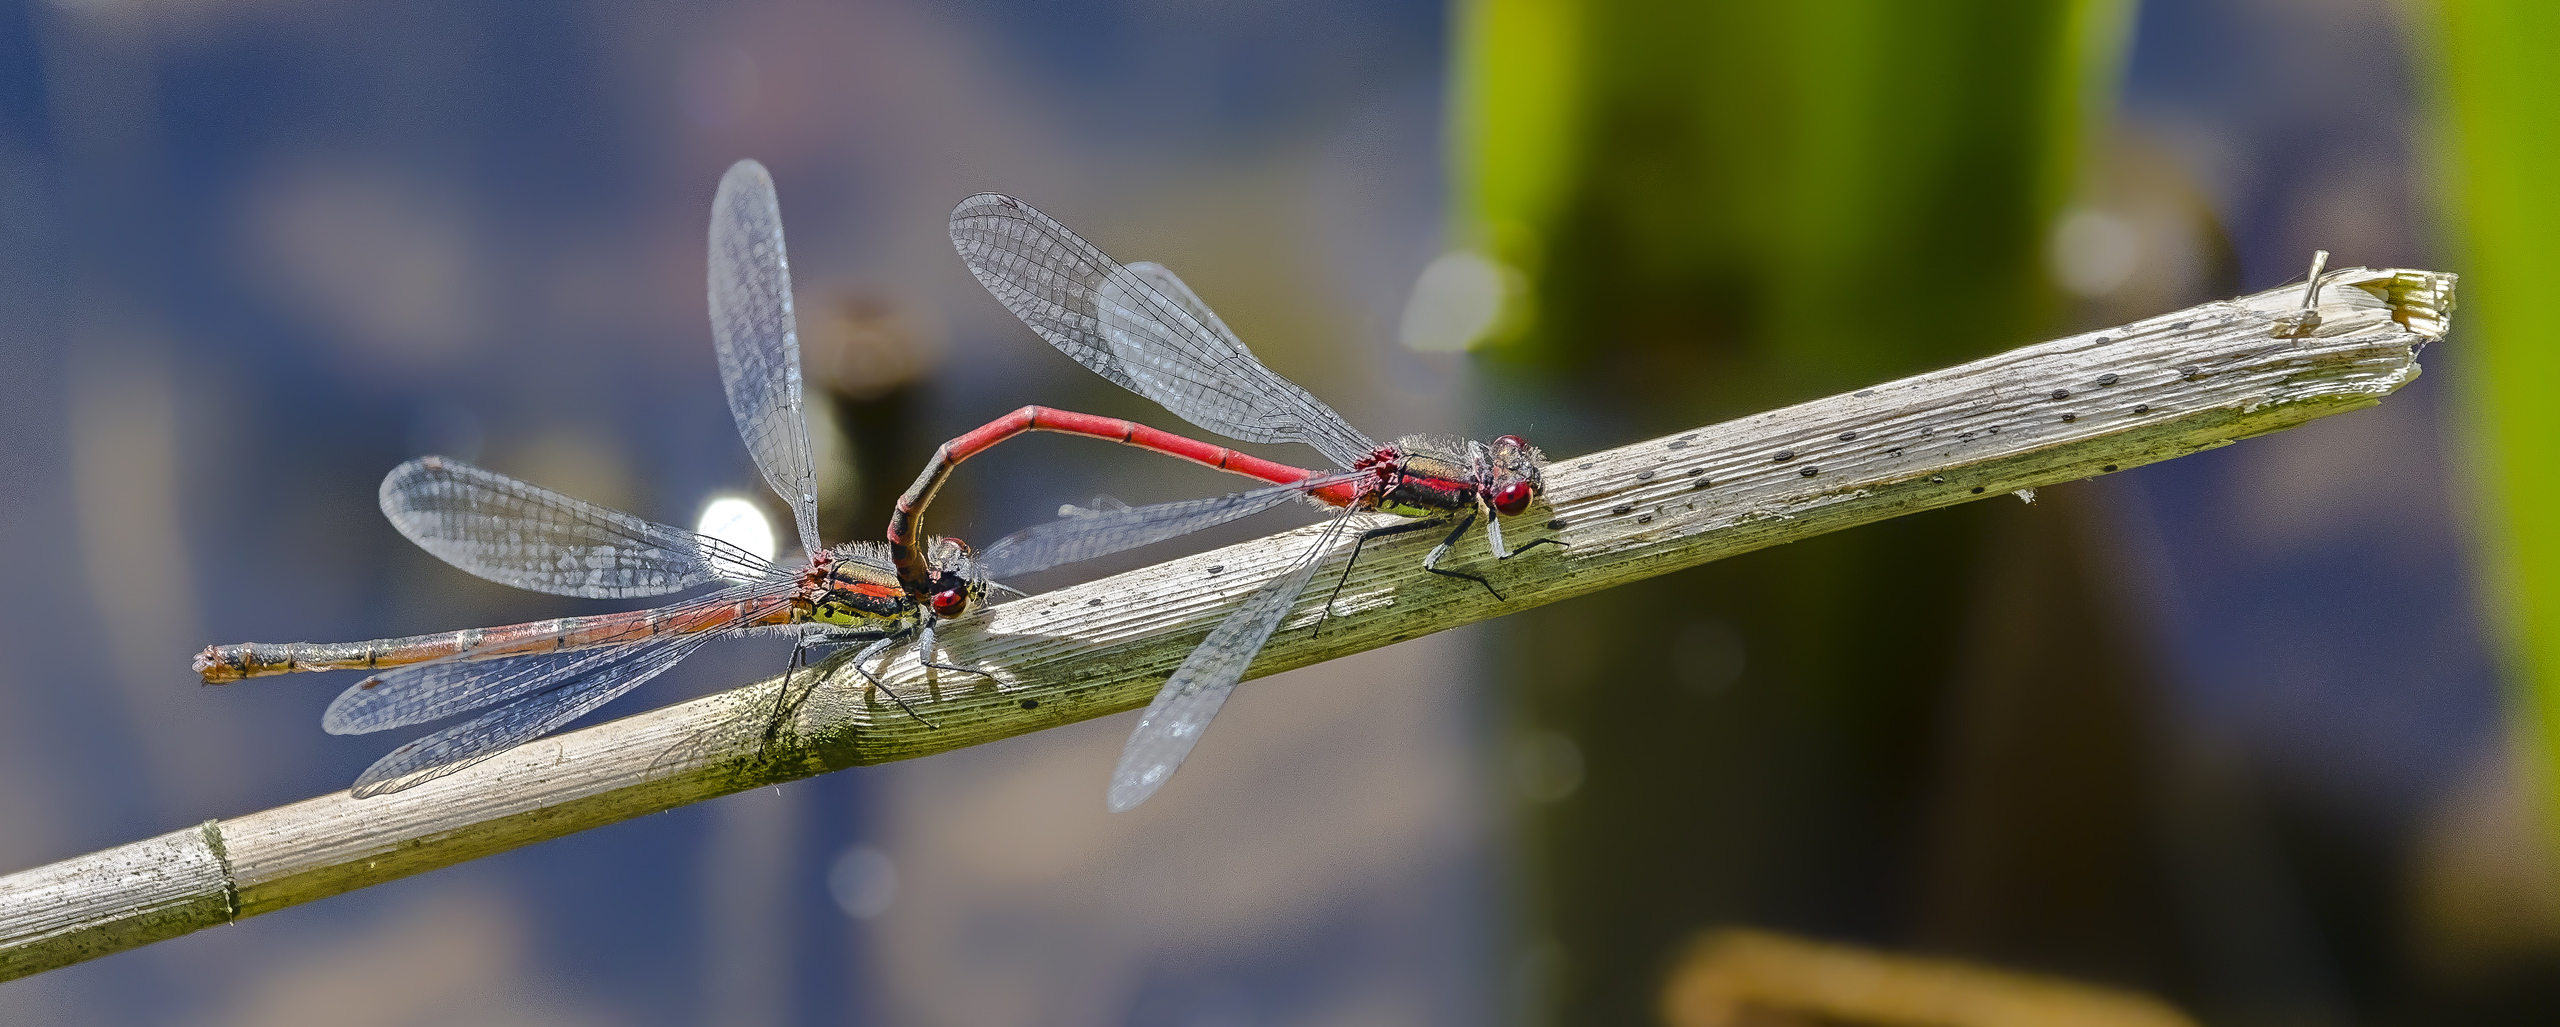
[911,193,1565,812]
[194,160,986,797]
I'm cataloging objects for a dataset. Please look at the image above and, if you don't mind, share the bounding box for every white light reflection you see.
[697,495,778,578]
[2050,207,2141,298]
[1399,250,1512,352]
[828,844,898,919]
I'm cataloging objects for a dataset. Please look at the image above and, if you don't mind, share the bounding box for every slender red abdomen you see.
[194,592,809,683]
[885,405,1349,600]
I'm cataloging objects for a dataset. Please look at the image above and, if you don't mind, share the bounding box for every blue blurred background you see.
[0,0,2551,1024]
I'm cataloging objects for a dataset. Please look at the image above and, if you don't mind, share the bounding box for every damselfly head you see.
[922,535,986,619]
[1484,434,1546,517]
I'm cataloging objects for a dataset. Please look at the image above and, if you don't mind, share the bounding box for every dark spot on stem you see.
[2096,373,2118,386]
[1087,598,1104,607]
[1773,450,1795,462]
[2102,464,2119,472]
[2061,413,2077,423]
[1637,514,1654,524]
[1206,565,1224,575]
[1637,470,1654,480]
[1611,504,1634,516]
[1799,466,1819,477]
[2134,404,2151,414]
[2051,389,2071,400]
[1686,467,1705,477]
[1838,431,1858,441]
[1547,518,1569,530]
[1971,486,1986,494]
[1018,698,1039,710]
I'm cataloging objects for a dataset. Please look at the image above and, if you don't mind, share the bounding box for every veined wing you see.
[976,471,1360,580]
[347,627,723,798]
[950,193,1377,469]
[326,647,599,736]
[1120,261,1244,361]
[1107,510,1353,812]
[710,159,822,558]
[1097,260,1374,468]
[381,457,782,598]
[323,582,792,735]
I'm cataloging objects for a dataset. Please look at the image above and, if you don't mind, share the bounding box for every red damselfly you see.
[913,193,1563,811]
[194,160,986,796]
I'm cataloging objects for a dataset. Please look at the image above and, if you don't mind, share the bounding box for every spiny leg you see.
[1484,503,1568,561]
[1314,516,1443,637]
[1504,536,1567,558]
[915,618,998,685]
[758,639,815,750]
[849,635,939,729]
[1418,511,1502,600]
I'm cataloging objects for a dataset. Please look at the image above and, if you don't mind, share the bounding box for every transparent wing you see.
[1058,495,1132,518]
[347,628,722,798]
[324,584,788,735]
[1121,261,1244,356]
[710,159,822,558]
[380,457,780,598]
[1107,512,1352,812]
[950,193,1377,468]
[976,471,1360,580]
[326,648,595,736]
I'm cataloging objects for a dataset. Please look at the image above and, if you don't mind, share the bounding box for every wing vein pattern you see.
[346,628,724,797]
[323,583,789,736]
[1106,518,1348,811]
[710,159,822,558]
[380,457,777,599]
[977,472,1359,580]
[951,193,1376,469]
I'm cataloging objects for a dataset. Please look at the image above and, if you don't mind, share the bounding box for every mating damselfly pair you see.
[201,160,1561,809]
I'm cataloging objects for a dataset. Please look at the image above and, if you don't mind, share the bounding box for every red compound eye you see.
[929,588,968,618]
[1494,434,1529,451]
[1493,480,1536,516]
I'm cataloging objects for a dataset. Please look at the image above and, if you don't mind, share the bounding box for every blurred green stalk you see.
[1451,1,2134,1021]
[2431,0,2560,845]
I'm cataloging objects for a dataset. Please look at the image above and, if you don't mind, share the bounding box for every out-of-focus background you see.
[1,0,2557,1024]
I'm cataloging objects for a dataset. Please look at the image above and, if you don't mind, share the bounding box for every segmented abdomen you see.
[194,594,811,683]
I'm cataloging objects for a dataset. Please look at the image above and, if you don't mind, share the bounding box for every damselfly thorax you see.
[1355,434,1548,522]
[804,547,922,628]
